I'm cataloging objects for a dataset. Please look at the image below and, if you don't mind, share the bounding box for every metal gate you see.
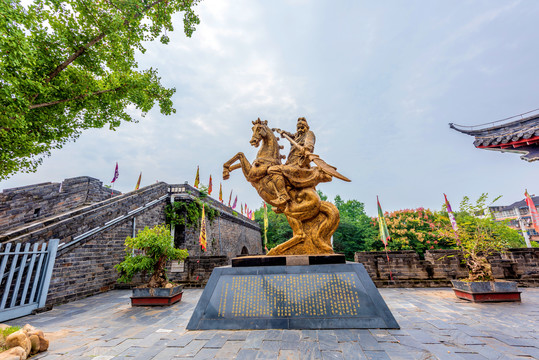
[0,239,59,322]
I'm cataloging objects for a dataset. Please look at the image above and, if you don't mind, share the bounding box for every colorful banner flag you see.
[444,193,460,244]
[525,190,539,233]
[250,211,255,221]
[219,183,223,203]
[263,203,268,251]
[232,196,238,209]
[377,196,390,246]
[194,166,200,188]
[111,162,119,183]
[199,204,207,251]
[228,190,233,207]
[241,203,244,215]
[135,172,142,190]
[208,175,213,195]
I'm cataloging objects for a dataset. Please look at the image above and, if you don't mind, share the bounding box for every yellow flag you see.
[134,172,142,190]
[199,204,207,251]
[194,166,200,188]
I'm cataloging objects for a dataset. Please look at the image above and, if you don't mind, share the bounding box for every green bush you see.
[115,224,188,288]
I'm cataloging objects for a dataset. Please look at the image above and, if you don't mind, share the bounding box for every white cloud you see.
[3,0,539,217]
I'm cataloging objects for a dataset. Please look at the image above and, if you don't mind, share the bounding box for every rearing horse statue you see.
[223,118,346,256]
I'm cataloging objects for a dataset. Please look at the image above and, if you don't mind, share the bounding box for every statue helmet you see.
[297,117,309,129]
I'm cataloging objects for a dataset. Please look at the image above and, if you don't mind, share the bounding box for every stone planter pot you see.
[131,285,183,306]
[451,280,521,302]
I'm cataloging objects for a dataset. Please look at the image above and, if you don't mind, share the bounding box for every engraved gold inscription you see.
[219,273,361,318]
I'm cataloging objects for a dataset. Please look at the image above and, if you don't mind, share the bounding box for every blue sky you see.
[2,0,539,216]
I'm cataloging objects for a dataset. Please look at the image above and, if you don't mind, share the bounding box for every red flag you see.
[135,172,142,190]
[208,175,213,195]
[232,196,237,209]
[219,183,223,203]
[194,166,200,188]
[111,162,119,183]
[525,190,539,233]
[228,190,233,207]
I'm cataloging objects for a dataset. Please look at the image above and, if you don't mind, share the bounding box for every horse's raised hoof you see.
[223,170,230,180]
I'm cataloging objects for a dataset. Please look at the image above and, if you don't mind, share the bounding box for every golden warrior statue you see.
[223,117,350,255]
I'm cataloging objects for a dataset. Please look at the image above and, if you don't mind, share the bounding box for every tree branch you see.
[29,87,122,109]
[44,32,106,84]
[43,0,168,84]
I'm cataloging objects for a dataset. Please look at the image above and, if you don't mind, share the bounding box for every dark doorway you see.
[240,246,249,255]
[174,224,186,248]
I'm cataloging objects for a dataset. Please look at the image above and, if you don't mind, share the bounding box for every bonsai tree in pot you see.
[115,224,189,305]
[442,194,525,301]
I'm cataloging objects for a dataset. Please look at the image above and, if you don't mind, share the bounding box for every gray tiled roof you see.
[490,195,539,212]
[450,112,539,161]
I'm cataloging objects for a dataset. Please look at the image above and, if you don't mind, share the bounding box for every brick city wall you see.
[355,249,539,287]
[0,176,121,232]
[48,201,166,305]
[168,256,230,287]
[170,184,262,259]
[0,182,169,244]
[0,179,262,306]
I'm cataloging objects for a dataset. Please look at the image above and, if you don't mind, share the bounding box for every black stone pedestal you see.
[187,262,399,330]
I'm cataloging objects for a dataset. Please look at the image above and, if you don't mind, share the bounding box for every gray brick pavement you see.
[7,287,539,359]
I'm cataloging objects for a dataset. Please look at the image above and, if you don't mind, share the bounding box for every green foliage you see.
[165,196,218,229]
[254,203,292,250]
[440,193,525,281]
[115,224,188,287]
[0,326,21,351]
[0,0,201,180]
[371,208,453,255]
[1,326,21,337]
[333,195,377,261]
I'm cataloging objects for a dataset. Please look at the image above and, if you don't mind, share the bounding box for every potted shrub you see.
[115,224,189,306]
[443,194,524,302]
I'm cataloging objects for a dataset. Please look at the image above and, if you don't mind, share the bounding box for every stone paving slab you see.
[7,287,539,359]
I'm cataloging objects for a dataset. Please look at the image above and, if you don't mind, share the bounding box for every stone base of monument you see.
[187,256,399,330]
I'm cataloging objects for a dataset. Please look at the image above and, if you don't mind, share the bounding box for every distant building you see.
[450,110,539,162]
[490,195,539,242]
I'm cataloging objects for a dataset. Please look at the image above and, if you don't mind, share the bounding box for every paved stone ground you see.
[9,288,539,359]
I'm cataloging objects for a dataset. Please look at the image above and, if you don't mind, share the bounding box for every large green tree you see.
[0,0,201,180]
[333,195,377,261]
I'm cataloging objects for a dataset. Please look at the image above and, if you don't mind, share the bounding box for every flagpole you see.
[377,196,394,282]
[516,206,532,248]
[383,243,394,281]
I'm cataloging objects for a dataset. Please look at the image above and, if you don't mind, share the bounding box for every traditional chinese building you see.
[490,195,539,243]
[449,110,539,162]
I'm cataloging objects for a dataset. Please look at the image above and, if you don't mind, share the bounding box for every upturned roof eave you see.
[449,112,539,137]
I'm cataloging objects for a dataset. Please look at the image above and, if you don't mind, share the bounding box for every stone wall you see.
[168,256,229,287]
[0,176,121,232]
[355,249,539,287]
[1,179,262,307]
[48,201,166,305]
[1,182,168,244]
[169,184,263,259]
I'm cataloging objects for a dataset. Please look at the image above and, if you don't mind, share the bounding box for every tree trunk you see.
[148,255,168,288]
